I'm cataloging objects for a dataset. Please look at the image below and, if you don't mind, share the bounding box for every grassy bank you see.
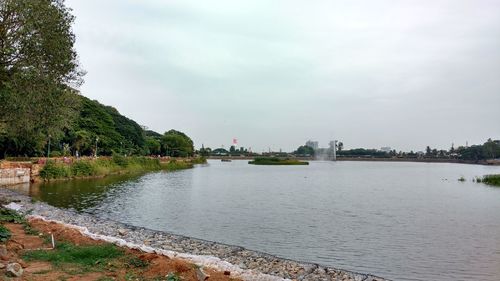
[248,157,309,165]
[39,156,206,180]
[480,174,500,187]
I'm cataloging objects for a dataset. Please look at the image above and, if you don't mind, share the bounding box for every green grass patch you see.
[482,174,500,187]
[0,207,26,224]
[23,242,124,268]
[249,157,309,165]
[0,224,11,242]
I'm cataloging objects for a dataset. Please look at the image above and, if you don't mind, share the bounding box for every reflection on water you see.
[26,174,143,211]
[9,161,500,281]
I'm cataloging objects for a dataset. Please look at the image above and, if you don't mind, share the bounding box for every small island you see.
[248,157,309,165]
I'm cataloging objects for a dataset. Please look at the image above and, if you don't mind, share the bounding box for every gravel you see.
[0,188,388,281]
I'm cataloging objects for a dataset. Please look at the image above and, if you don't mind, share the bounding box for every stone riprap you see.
[0,188,387,281]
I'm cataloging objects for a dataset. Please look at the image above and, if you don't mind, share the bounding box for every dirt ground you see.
[1,218,241,281]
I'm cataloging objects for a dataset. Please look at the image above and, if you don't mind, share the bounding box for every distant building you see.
[305,140,319,150]
[211,148,229,156]
[380,147,392,152]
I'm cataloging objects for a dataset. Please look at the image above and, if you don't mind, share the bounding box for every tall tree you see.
[160,130,194,157]
[0,0,83,156]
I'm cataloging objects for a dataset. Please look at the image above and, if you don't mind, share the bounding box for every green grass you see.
[0,207,26,224]
[23,242,123,268]
[248,157,309,165]
[482,174,500,187]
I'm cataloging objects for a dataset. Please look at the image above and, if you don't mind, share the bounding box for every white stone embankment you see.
[0,188,387,281]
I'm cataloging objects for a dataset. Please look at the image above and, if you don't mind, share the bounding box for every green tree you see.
[160,130,194,157]
[294,145,315,156]
[145,137,161,155]
[0,0,83,156]
[425,146,431,156]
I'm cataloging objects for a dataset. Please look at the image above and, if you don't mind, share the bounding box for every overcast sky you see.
[66,0,500,152]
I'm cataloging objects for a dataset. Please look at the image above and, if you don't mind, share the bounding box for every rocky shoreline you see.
[0,188,387,281]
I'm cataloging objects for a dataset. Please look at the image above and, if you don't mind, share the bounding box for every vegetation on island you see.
[248,157,309,165]
[481,175,500,187]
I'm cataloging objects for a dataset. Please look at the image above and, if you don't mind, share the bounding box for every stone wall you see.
[0,168,31,186]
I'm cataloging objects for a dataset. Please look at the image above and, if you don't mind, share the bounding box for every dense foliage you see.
[0,0,83,156]
[0,92,196,158]
[159,130,194,157]
[63,96,147,156]
[456,139,500,161]
[294,145,315,156]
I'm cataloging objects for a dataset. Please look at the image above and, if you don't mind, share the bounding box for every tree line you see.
[293,139,500,160]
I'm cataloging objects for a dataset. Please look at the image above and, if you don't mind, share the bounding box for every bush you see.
[40,161,71,179]
[0,225,11,242]
[50,151,62,157]
[112,154,129,167]
[71,160,97,177]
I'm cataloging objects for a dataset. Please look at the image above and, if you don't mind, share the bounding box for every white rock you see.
[6,263,23,277]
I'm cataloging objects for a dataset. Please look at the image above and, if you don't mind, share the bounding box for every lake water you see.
[19,160,500,281]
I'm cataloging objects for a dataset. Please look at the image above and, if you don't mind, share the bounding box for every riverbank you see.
[0,210,236,281]
[0,156,206,185]
[0,188,386,281]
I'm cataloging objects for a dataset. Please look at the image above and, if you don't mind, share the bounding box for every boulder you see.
[6,263,23,277]
[0,245,7,259]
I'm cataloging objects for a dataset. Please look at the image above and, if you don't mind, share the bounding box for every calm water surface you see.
[20,160,500,281]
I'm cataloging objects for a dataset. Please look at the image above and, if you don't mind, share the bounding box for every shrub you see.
[112,154,129,167]
[0,225,11,242]
[71,160,97,177]
[40,161,71,179]
[50,151,62,157]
